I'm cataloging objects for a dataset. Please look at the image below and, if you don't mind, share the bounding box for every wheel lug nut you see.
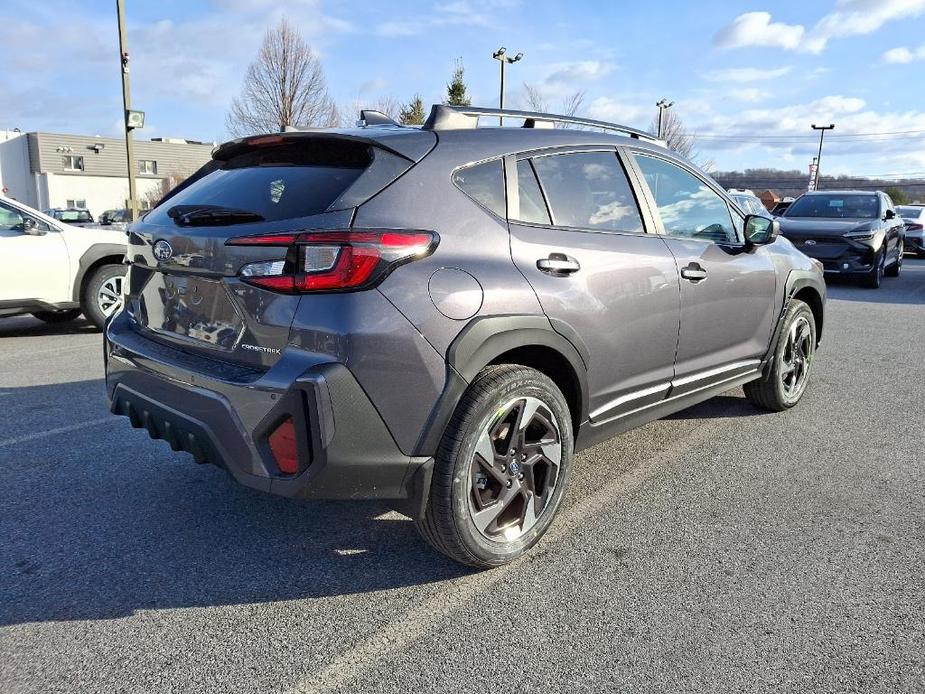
[506,480,512,488]
[518,473,524,480]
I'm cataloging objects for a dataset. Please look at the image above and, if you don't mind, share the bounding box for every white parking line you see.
[284,399,741,694]
[0,417,115,448]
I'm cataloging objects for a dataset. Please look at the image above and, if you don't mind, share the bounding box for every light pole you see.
[117,0,140,222]
[492,47,523,125]
[811,123,835,191]
[656,99,673,140]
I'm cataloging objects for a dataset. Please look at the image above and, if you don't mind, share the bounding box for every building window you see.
[66,199,87,209]
[63,155,84,171]
[138,160,158,175]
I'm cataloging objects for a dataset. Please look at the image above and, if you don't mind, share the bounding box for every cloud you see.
[703,66,792,82]
[545,61,616,84]
[715,1,925,54]
[375,0,492,36]
[729,88,769,103]
[714,12,804,50]
[882,45,925,63]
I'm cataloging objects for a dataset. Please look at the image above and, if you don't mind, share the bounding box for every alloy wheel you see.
[780,315,813,398]
[467,396,562,542]
[97,275,124,317]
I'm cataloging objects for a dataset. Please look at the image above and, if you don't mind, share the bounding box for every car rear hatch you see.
[123,129,436,369]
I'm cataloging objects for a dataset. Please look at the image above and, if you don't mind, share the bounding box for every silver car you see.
[897,204,924,257]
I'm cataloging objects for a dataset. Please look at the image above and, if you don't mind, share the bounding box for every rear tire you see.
[31,309,80,324]
[415,365,573,568]
[81,264,125,330]
[744,300,816,412]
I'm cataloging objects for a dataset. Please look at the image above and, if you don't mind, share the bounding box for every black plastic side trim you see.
[759,269,826,373]
[72,243,127,302]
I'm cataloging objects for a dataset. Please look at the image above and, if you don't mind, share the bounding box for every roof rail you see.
[422,105,664,145]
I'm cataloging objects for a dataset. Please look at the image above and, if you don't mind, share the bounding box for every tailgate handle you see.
[537,253,580,275]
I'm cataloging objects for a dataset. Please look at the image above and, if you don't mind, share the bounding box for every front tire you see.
[744,300,816,412]
[31,309,80,324]
[885,241,903,277]
[860,251,884,288]
[415,365,573,568]
[81,264,125,330]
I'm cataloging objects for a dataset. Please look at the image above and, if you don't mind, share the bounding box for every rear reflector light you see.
[268,417,299,475]
[227,229,438,293]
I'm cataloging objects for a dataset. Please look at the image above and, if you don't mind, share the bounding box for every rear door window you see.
[513,159,551,225]
[452,159,506,218]
[531,152,644,233]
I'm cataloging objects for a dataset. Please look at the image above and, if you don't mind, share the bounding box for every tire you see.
[81,264,126,330]
[918,250,925,259]
[415,365,574,568]
[860,251,884,288]
[31,309,80,324]
[885,241,903,277]
[744,300,816,412]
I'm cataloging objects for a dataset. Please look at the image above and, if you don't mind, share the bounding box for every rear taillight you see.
[226,230,438,293]
[907,223,923,231]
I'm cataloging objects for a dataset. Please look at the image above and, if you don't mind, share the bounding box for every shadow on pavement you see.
[823,258,925,305]
[0,314,99,337]
[0,379,470,627]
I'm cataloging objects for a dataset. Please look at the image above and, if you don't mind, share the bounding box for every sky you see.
[2,0,925,176]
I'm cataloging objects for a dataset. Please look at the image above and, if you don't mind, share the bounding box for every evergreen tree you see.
[400,94,427,125]
[445,59,471,106]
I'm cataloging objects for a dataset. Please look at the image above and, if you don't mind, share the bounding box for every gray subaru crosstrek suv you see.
[105,105,825,568]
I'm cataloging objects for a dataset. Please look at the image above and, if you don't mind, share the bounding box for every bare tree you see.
[141,170,192,210]
[649,108,694,158]
[522,83,585,125]
[226,18,335,137]
[336,96,402,127]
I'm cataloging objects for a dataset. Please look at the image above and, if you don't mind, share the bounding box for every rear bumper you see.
[905,233,923,253]
[105,311,429,500]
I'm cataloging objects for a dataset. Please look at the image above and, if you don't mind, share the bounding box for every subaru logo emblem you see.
[153,239,173,261]
[508,460,521,476]
[804,239,817,246]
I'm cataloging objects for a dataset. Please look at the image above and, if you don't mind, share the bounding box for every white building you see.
[0,130,214,218]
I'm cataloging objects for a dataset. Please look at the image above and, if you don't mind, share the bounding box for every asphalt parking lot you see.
[1,261,923,694]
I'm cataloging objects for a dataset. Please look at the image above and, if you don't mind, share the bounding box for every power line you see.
[692,128,925,139]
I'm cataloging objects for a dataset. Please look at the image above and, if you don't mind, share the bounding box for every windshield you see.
[57,210,93,222]
[896,205,923,219]
[785,194,879,219]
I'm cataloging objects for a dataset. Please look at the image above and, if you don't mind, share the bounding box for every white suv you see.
[0,197,128,328]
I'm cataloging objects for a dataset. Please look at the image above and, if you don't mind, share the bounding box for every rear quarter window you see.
[452,160,506,218]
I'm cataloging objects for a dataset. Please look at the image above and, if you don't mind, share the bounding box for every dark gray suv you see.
[105,106,825,567]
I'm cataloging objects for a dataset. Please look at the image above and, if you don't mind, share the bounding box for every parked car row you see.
[1,197,127,328]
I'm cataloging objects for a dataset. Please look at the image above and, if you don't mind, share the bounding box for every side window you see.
[635,155,739,243]
[514,159,551,225]
[531,152,644,233]
[0,202,25,231]
[452,159,506,218]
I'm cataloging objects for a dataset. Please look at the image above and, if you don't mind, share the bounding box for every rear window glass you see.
[531,152,644,232]
[146,140,371,224]
[58,210,92,222]
[453,160,506,218]
[897,206,923,219]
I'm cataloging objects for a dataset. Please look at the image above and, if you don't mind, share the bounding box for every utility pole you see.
[811,123,834,191]
[492,47,523,126]
[656,99,673,140]
[117,0,139,222]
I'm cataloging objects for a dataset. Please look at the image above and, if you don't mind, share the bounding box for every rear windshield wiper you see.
[167,205,265,227]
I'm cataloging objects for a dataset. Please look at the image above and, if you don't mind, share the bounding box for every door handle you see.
[680,263,708,282]
[537,253,580,275]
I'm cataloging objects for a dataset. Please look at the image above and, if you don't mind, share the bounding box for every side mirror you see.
[884,209,896,220]
[745,215,779,246]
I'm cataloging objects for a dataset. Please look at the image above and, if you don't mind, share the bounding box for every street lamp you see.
[656,99,674,140]
[811,123,835,191]
[492,47,523,125]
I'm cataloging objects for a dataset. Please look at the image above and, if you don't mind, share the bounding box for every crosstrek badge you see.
[239,344,281,354]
